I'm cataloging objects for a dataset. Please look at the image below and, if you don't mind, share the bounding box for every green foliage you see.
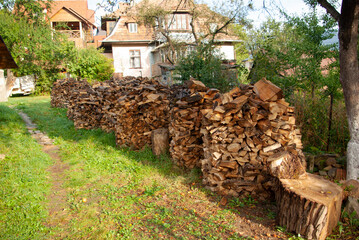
[248,11,337,96]
[0,0,52,23]
[176,44,239,92]
[67,47,114,82]
[0,10,78,93]
[293,91,349,154]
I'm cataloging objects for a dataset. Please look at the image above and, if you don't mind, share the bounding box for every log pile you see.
[200,79,305,199]
[112,78,171,149]
[169,80,211,169]
[66,80,102,129]
[51,78,83,108]
[93,79,121,132]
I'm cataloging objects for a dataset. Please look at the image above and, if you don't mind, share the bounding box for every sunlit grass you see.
[0,104,52,239]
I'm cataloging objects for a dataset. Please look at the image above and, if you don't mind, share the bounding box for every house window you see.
[130,50,141,68]
[168,14,190,30]
[128,23,138,33]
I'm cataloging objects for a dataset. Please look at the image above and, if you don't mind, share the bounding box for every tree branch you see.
[317,0,340,22]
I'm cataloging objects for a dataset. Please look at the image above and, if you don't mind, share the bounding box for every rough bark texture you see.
[338,1,359,180]
[151,128,169,156]
[275,174,343,240]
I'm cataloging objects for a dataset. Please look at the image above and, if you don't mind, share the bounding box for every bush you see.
[67,47,114,82]
[176,44,239,92]
[292,93,349,154]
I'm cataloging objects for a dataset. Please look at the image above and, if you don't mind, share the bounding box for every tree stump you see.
[274,174,343,240]
[151,128,169,156]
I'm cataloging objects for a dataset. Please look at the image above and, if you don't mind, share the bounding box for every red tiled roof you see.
[104,16,154,42]
[47,0,95,24]
[103,0,240,43]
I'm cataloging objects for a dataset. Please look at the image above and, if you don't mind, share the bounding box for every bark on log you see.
[152,128,169,156]
[274,174,343,240]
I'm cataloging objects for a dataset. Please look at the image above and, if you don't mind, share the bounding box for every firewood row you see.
[111,78,171,149]
[51,77,344,239]
[200,79,306,200]
[96,77,165,133]
[168,79,210,169]
[66,80,103,129]
[50,78,83,108]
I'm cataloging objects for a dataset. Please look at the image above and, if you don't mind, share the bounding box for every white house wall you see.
[112,44,153,78]
[217,45,235,60]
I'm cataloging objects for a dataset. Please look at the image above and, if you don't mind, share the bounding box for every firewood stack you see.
[168,79,210,169]
[51,78,82,108]
[200,79,305,199]
[113,78,171,149]
[66,80,102,129]
[93,79,122,132]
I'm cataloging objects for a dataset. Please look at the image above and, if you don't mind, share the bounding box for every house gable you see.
[51,8,82,22]
[0,36,17,69]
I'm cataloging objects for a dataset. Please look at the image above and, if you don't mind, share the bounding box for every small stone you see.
[344,196,359,219]
[326,157,337,166]
[328,168,337,178]
[342,179,359,199]
[319,170,327,176]
[324,166,333,171]
[0,154,5,160]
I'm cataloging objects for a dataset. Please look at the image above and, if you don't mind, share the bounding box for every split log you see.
[254,79,283,101]
[268,151,306,179]
[274,174,343,240]
[151,128,169,156]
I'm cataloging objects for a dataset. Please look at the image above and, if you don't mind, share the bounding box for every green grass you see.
[2,96,259,239]
[0,103,52,239]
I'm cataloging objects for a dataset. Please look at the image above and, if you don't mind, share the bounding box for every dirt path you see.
[18,111,70,234]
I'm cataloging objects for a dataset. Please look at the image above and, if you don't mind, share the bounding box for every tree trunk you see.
[326,94,333,152]
[338,1,359,180]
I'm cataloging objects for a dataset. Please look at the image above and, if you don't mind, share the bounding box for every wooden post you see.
[79,22,83,40]
[0,70,7,102]
[151,128,169,156]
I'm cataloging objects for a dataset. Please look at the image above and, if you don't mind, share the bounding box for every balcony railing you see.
[59,30,81,39]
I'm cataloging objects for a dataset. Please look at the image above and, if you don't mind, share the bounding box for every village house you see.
[46,0,96,48]
[100,0,241,82]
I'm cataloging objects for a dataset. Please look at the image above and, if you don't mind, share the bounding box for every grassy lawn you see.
[0,96,288,239]
[0,100,52,239]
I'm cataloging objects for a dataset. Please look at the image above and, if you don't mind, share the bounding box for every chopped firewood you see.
[254,79,283,101]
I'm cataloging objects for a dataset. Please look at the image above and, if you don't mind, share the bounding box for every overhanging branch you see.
[317,0,340,22]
